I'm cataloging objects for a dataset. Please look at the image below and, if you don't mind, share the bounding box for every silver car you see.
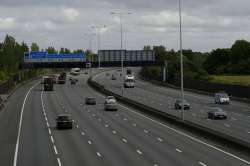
[215,92,230,104]
[104,96,117,111]
[208,107,227,120]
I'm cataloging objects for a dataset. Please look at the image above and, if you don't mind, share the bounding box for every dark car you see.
[174,99,190,110]
[56,114,73,129]
[111,74,117,80]
[70,78,77,84]
[208,108,227,120]
[85,97,96,105]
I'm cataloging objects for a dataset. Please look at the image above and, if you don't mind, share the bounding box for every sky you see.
[0,0,250,52]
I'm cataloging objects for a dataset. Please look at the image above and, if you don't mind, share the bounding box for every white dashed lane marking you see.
[157,138,163,142]
[96,152,102,157]
[88,141,92,145]
[132,123,137,127]
[48,128,51,135]
[105,124,109,128]
[81,132,85,136]
[143,129,149,134]
[122,138,127,143]
[112,130,117,134]
[176,148,182,153]
[224,124,231,128]
[136,150,143,155]
[198,161,207,166]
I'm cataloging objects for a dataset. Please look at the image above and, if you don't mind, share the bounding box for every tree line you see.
[141,39,250,81]
[0,35,94,82]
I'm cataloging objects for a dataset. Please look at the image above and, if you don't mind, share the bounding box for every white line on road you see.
[48,128,51,135]
[224,124,231,128]
[143,129,149,134]
[88,141,92,145]
[118,104,250,165]
[81,132,85,136]
[96,152,102,157]
[57,158,62,166]
[198,161,207,166]
[105,124,109,128]
[123,118,127,121]
[46,122,50,128]
[176,148,182,153]
[157,138,163,142]
[132,123,137,127]
[45,117,48,122]
[247,131,250,134]
[122,138,127,143]
[50,136,55,144]
[136,149,143,155]
[13,82,39,166]
[53,145,58,155]
[76,125,79,128]
[112,130,117,134]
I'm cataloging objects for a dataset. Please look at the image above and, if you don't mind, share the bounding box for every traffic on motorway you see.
[2,68,249,166]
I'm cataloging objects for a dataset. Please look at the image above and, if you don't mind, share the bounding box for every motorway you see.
[0,69,250,166]
[94,68,250,145]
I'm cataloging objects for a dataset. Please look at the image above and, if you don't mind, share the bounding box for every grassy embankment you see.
[210,75,250,87]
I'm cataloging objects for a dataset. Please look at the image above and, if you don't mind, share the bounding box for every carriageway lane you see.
[94,70,250,145]
[54,72,250,166]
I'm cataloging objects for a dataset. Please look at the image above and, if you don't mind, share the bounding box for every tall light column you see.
[179,0,185,121]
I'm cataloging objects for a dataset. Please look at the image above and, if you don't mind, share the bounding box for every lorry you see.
[44,77,53,91]
[57,72,66,84]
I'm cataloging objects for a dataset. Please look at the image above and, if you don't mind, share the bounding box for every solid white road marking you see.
[176,148,182,153]
[118,104,250,165]
[122,138,127,143]
[50,136,55,144]
[53,145,58,155]
[57,158,62,166]
[46,122,50,128]
[198,161,207,166]
[13,82,39,166]
[136,150,143,155]
[48,128,51,135]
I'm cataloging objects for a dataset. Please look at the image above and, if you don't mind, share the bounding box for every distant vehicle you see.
[85,97,96,105]
[104,96,117,111]
[56,114,73,129]
[43,76,53,91]
[84,71,88,75]
[126,68,132,75]
[174,99,190,110]
[70,78,77,84]
[208,108,227,120]
[86,62,91,68]
[215,92,230,104]
[41,76,49,84]
[58,72,66,84]
[69,76,72,81]
[111,74,117,80]
[70,68,81,75]
[124,75,135,88]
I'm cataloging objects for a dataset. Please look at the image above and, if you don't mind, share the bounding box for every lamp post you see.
[178,0,185,121]
[84,33,96,62]
[111,11,132,96]
[92,25,106,69]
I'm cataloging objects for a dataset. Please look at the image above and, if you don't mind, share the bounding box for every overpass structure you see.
[20,50,163,69]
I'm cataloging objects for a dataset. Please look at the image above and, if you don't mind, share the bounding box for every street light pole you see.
[92,25,106,69]
[111,11,132,96]
[179,0,185,121]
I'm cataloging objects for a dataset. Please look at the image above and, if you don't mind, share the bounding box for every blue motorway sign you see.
[24,52,85,62]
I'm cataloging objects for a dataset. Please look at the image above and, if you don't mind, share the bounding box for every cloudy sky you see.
[0,0,250,52]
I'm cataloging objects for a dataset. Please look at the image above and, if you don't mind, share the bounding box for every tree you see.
[31,42,39,51]
[231,40,250,64]
[46,46,57,54]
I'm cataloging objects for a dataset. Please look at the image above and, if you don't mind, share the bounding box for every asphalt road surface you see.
[94,68,250,146]
[0,69,250,166]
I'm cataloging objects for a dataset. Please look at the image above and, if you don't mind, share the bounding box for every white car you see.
[104,96,117,111]
[215,92,230,104]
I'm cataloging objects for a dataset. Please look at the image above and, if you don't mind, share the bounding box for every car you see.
[69,77,72,81]
[215,92,230,104]
[56,114,73,129]
[104,96,117,111]
[174,99,190,110]
[208,108,227,120]
[111,75,117,80]
[70,78,78,84]
[85,97,96,105]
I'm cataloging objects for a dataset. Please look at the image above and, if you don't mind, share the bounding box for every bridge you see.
[20,50,163,69]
